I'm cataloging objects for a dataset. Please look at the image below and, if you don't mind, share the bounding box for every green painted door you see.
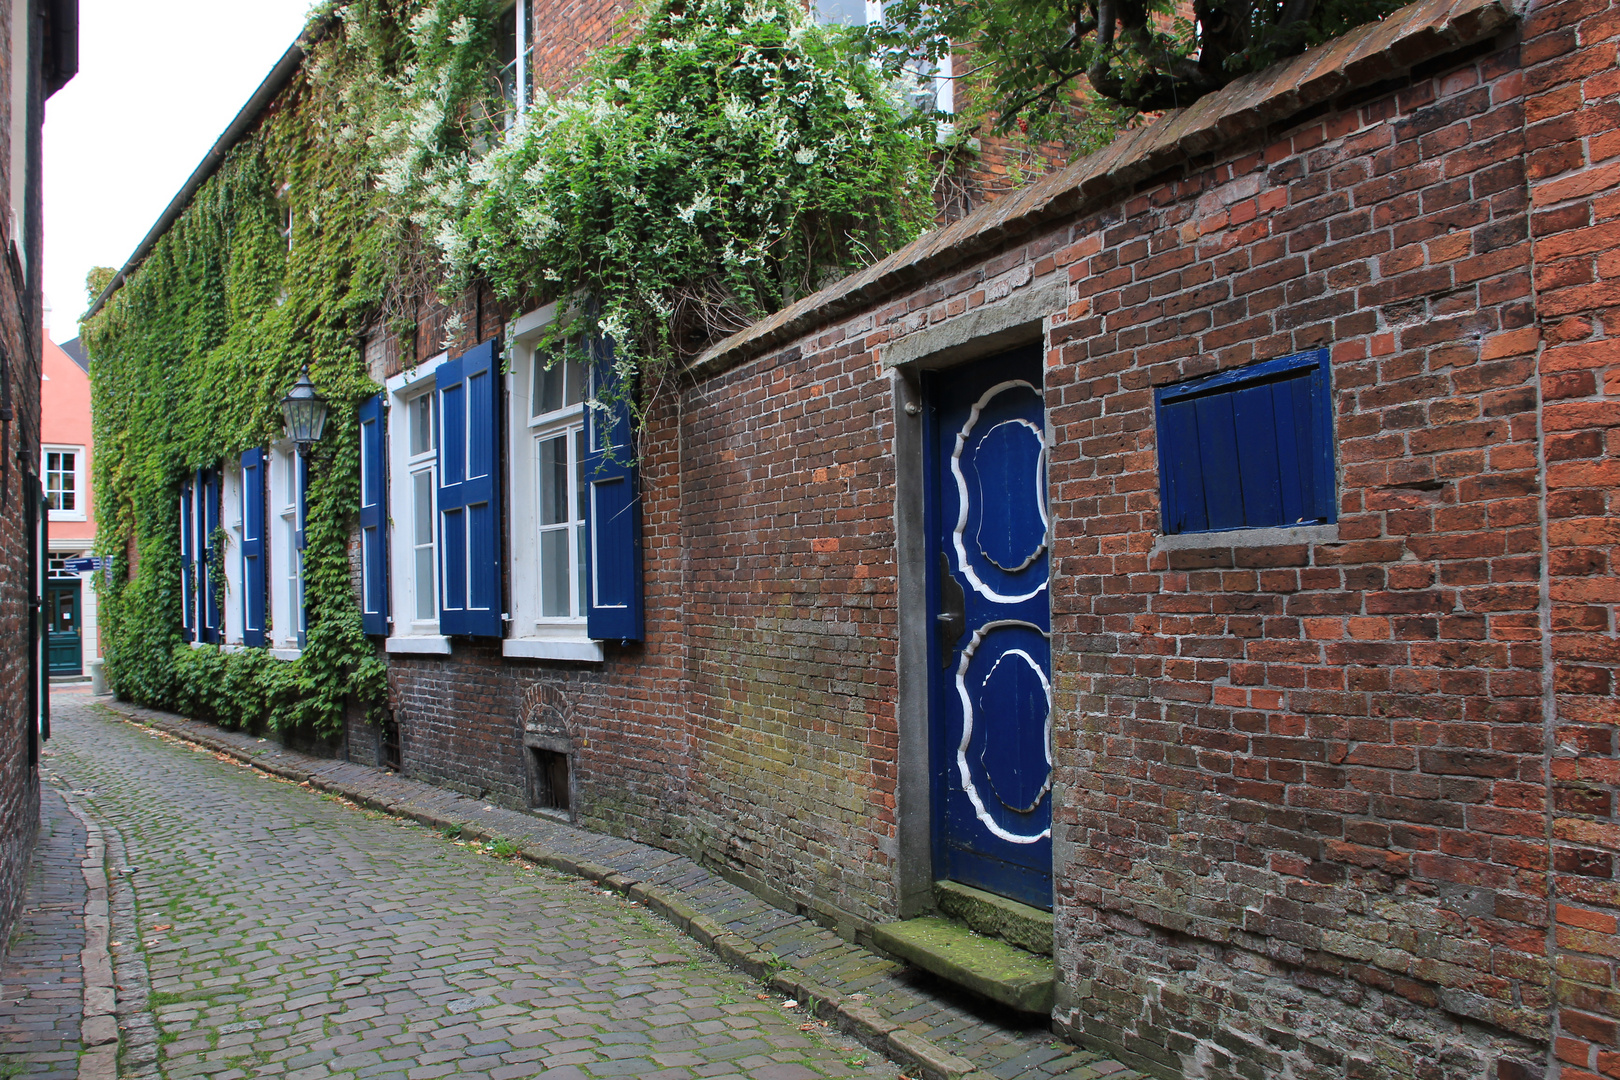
[47,579,82,676]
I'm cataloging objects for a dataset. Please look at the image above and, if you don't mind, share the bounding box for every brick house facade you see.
[0,0,75,953]
[90,0,1620,1073]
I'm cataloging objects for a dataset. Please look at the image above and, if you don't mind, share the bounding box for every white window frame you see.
[496,0,534,129]
[385,352,453,655]
[267,442,303,657]
[816,0,954,127]
[42,445,86,521]
[504,303,603,663]
[221,460,244,646]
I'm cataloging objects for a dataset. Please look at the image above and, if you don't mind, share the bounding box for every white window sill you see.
[48,512,88,522]
[503,637,603,662]
[386,635,452,655]
[1152,523,1338,553]
[269,648,301,661]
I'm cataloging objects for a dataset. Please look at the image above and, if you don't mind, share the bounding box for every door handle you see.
[937,552,965,667]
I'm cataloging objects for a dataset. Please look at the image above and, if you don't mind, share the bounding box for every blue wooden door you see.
[926,346,1052,909]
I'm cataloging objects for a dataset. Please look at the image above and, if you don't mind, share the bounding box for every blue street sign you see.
[63,557,101,574]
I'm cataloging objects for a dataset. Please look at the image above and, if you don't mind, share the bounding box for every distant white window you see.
[267,444,304,651]
[386,351,452,652]
[43,446,86,521]
[221,461,244,645]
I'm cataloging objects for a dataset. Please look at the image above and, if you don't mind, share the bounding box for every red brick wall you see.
[0,0,47,953]
[1526,0,1620,1074]
[680,336,902,925]
[528,0,637,97]
[1039,38,1547,1077]
[373,0,1620,1074]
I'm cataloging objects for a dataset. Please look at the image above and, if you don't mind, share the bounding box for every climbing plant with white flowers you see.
[365,0,934,386]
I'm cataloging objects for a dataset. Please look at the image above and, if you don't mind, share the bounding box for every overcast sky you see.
[43,0,318,340]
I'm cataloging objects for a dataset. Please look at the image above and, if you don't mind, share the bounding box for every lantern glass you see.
[279,367,329,447]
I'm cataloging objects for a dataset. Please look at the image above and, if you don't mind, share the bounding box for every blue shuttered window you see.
[1155,349,1336,535]
[438,339,503,637]
[584,338,643,642]
[241,448,267,647]
[179,477,195,642]
[358,393,390,636]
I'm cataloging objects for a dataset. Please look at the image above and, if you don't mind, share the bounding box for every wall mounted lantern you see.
[279,366,328,450]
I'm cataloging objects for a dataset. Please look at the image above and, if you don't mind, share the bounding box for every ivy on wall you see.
[84,24,397,734]
[84,0,933,735]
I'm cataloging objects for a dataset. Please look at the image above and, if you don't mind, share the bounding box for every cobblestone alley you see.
[4,694,903,1080]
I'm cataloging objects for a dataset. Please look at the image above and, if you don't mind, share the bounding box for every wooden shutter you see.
[358,393,390,636]
[1155,349,1335,535]
[438,339,503,637]
[583,337,643,642]
[296,452,309,647]
[179,477,195,641]
[241,448,267,647]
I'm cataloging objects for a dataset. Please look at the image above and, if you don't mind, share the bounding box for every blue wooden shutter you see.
[296,452,309,647]
[1155,349,1335,535]
[200,468,222,644]
[583,337,643,642]
[437,352,467,630]
[179,477,195,641]
[438,339,503,637]
[241,448,267,647]
[358,393,390,636]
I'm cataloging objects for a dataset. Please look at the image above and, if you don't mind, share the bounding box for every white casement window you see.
[221,461,244,646]
[267,443,304,654]
[385,351,453,654]
[496,0,535,126]
[43,446,86,521]
[504,304,601,661]
[814,0,954,118]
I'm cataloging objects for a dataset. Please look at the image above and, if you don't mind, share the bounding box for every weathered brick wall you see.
[373,0,1620,1073]
[1525,0,1620,1074]
[0,0,43,955]
[667,0,1618,1073]
[680,332,902,927]
[1040,37,1547,1080]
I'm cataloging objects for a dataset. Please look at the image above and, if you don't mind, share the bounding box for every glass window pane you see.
[573,428,586,523]
[413,470,434,546]
[563,360,583,408]
[540,530,569,618]
[533,354,563,416]
[538,435,568,525]
[813,0,867,23]
[575,519,587,618]
[410,393,436,456]
[415,548,436,621]
[533,356,583,416]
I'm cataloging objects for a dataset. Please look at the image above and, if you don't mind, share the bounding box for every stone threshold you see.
[94,700,1140,1080]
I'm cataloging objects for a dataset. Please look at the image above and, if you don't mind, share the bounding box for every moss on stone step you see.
[871,916,1054,1014]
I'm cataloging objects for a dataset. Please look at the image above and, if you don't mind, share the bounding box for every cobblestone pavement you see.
[93,701,1135,1080]
[0,785,87,1080]
[40,695,902,1080]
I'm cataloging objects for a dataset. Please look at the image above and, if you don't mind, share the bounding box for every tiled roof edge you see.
[687,0,1516,382]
